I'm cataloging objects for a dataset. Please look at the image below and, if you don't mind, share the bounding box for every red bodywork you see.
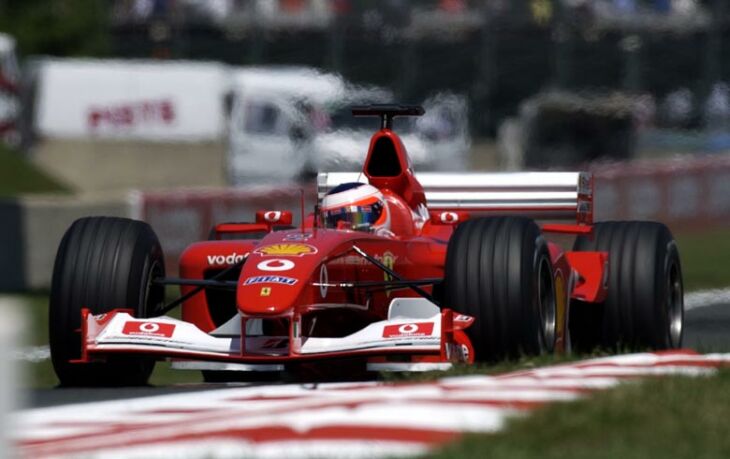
[78,121,608,368]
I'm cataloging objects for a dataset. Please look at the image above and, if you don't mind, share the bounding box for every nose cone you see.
[238,273,304,315]
[236,244,319,316]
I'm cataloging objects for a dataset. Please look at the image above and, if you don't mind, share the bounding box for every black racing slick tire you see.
[444,217,557,361]
[570,221,683,352]
[49,217,165,386]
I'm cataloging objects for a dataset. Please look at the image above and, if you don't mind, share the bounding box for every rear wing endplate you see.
[317,172,593,225]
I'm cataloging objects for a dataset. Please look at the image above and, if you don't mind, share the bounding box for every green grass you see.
[0,145,68,196]
[429,369,730,459]
[675,228,730,292]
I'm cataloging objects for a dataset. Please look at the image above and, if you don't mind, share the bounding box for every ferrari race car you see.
[49,105,684,386]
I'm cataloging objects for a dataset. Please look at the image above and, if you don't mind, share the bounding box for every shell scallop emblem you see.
[254,243,317,257]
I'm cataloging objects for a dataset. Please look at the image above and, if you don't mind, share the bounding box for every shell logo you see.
[254,243,317,257]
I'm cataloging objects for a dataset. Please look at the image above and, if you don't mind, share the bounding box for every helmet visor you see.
[323,202,383,231]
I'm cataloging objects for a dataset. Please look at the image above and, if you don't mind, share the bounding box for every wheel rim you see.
[144,260,165,317]
[537,256,557,352]
[667,261,683,347]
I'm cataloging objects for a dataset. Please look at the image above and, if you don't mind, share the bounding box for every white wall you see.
[34,59,230,142]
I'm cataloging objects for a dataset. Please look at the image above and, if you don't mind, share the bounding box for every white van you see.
[227,67,345,185]
[28,58,232,191]
[0,33,20,145]
[34,58,229,142]
[310,91,471,174]
[227,67,471,185]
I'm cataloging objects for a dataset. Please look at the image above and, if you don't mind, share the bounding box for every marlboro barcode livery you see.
[48,105,684,386]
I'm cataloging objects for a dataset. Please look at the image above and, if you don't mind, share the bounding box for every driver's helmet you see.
[321,182,390,233]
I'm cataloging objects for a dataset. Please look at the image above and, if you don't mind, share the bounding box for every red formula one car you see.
[49,105,684,386]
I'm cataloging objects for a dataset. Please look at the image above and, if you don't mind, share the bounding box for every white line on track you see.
[81,439,431,459]
[684,287,730,310]
[12,345,50,363]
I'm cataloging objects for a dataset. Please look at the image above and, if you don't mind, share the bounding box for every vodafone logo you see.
[207,252,247,266]
[257,259,295,272]
[122,321,175,338]
[139,323,160,333]
[440,212,459,224]
[382,322,435,338]
[398,323,419,334]
[263,211,282,222]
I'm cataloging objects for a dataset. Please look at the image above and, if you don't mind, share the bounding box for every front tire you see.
[49,217,165,386]
[444,217,556,361]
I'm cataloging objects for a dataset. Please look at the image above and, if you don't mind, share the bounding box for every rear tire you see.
[49,217,165,386]
[444,217,556,361]
[570,221,683,351]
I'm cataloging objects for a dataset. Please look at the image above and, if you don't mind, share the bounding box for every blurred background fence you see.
[1,1,730,141]
[101,0,730,140]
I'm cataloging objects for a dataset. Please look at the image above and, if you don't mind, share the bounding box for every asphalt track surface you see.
[25,302,730,409]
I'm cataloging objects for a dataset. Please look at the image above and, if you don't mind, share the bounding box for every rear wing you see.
[317,172,593,225]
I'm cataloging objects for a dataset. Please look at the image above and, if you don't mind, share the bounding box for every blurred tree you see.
[530,0,552,27]
[0,0,109,57]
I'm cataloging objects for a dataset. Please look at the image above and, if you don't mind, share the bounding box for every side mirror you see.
[255,210,293,225]
[429,210,469,225]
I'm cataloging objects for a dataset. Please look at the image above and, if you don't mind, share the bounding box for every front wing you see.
[74,306,475,371]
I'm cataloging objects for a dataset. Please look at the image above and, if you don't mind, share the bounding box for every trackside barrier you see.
[134,186,313,274]
[0,194,131,291]
[591,154,730,228]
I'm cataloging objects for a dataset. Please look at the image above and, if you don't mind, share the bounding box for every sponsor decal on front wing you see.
[254,243,317,257]
[243,275,298,286]
[382,322,434,338]
[122,321,176,338]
